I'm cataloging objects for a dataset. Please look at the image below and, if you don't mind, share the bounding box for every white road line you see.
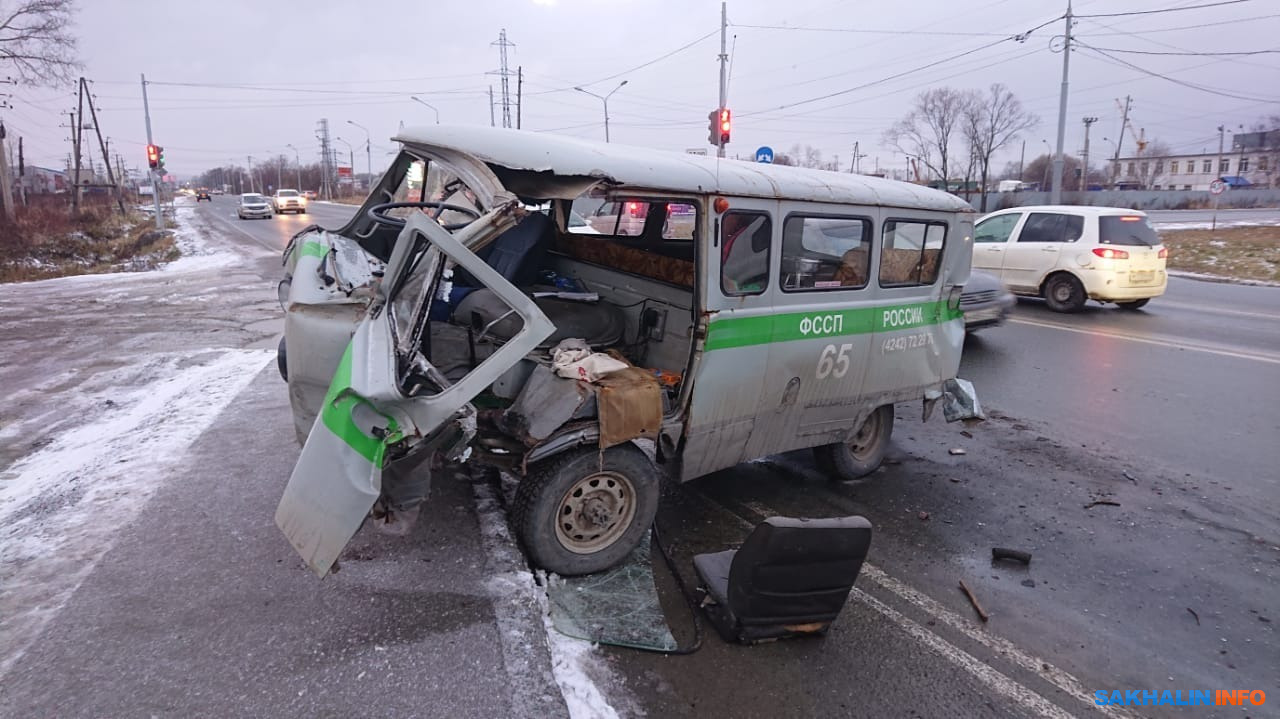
[1009,317,1280,365]
[701,496,1134,718]
[851,588,1079,719]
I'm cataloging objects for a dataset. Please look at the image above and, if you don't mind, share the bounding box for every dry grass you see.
[1160,225,1280,283]
[0,197,179,283]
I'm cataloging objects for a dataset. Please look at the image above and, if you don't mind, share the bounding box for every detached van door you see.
[681,200,779,481]
[276,211,554,576]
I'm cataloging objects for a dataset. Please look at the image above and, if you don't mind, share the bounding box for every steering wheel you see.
[366,201,481,232]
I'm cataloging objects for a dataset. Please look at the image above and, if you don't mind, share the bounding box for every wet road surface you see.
[1,198,1275,717]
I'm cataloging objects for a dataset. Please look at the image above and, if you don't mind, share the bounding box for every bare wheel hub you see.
[554,471,637,555]
[850,410,885,460]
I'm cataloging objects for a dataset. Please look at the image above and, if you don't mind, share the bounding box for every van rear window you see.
[1099,216,1160,246]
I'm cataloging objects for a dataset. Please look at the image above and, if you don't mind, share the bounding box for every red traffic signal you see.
[146,144,160,169]
[719,108,731,144]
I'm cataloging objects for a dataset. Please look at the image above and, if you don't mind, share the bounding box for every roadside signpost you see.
[755,146,774,164]
[1209,179,1227,233]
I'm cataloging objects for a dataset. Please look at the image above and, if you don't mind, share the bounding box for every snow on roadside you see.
[0,348,274,679]
[162,202,242,274]
[470,477,627,719]
[1153,219,1280,231]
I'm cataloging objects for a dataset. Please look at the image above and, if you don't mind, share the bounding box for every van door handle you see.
[985,247,1002,252]
[1041,247,1059,252]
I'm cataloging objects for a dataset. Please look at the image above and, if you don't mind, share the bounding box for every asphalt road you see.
[1,199,1275,718]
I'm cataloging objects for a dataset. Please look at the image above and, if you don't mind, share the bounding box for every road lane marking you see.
[1009,317,1280,365]
[852,588,1079,719]
[700,495,1134,718]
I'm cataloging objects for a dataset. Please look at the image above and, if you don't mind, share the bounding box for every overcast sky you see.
[6,0,1278,179]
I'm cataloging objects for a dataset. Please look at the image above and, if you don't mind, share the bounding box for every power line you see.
[1076,0,1253,18]
[1075,41,1280,103]
[525,28,719,96]
[730,23,1014,37]
[1081,12,1280,35]
[1083,45,1280,56]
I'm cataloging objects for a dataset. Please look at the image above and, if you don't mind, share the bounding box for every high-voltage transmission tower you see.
[316,118,335,200]
[489,29,516,129]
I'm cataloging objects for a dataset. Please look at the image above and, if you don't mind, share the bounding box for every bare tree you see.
[1135,140,1172,190]
[882,88,975,185]
[962,84,1038,211]
[0,0,80,86]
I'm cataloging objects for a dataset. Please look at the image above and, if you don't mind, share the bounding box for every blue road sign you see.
[755,146,774,164]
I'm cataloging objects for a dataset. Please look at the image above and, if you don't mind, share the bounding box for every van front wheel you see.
[815,405,894,482]
[512,443,660,576]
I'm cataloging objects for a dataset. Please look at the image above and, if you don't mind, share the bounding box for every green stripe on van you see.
[705,300,962,351]
[299,240,328,259]
[319,344,402,466]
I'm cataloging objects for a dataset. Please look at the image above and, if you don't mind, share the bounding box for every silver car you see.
[237,193,273,220]
[960,270,1016,331]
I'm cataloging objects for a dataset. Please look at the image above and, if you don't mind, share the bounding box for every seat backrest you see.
[455,211,553,289]
[726,516,872,625]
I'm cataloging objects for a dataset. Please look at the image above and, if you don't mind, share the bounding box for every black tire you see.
[276,336,287,382]
[1116,298,1149,310]
[512,443,660,576]
[815,405,894,482]
[1043,273,1086,313]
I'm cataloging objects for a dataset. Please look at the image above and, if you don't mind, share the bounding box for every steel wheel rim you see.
[849,410,884,461]
[554,471,636,555]
[1052,280,1074,304]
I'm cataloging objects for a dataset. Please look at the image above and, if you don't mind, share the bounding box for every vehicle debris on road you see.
[958,579,989,622]
[992,547,1032,565]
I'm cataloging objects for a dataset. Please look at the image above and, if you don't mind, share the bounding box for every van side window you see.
[721,211,772,296]
[1018,213,1084,243]
[879,220,946,287]
[781,215,872,291]
[974,214,1019,243]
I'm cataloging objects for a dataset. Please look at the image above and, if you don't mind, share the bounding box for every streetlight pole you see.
[336,137,354,196]
[409,96,440,124]
[286,143,302,190]
[573,80,627,143]
[346,120,372,191]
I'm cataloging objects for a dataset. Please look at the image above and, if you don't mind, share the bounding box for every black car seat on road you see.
[693,515,873,644]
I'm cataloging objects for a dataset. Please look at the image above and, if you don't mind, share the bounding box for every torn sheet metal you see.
[940,377,985,423]
[502,364,594,445]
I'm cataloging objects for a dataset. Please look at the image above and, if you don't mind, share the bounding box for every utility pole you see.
[18,136,27,206]
[1111,95,1131,189]
[1212,124,1225,233]
[141,74,163,229]
[0,122,13,221]
[488,86,495,127]
[1081,116,1098,191]
[716,1,728,159]
[1050,0,1073,203]
[73,81,85,213]
[84,78,126,215]
[850,142,866,173]
[517,66,523,130]
[247,155,255,194]
[1019,139,1026,181]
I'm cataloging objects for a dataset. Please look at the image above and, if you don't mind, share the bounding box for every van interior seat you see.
[430,212,554,321]
[879,247,942,286]
[832,247,869,286]
[555,233,695,288]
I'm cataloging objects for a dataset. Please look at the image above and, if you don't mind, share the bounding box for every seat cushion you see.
[452,289,626,348]
[692,549,735,606]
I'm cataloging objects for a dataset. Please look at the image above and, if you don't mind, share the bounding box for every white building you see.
[1108,129,1277,191]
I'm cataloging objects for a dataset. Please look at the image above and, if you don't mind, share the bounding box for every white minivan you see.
[973,205,1167,312]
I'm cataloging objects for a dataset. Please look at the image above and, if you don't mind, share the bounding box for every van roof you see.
[394,124,973,213]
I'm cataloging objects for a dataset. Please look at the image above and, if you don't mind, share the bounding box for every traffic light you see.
[708,110,718,146]
[718,108,731,145]
[157,146,165,170]
[146,144,159,169]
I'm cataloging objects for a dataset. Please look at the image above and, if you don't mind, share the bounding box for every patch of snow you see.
[162,205,240,274]
[470,476,627,719]
[0,348,274,679]
[1154,219,1280,231]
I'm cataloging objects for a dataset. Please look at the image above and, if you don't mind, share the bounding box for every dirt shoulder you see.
[1160,224,1279,284]
[0,200,178,283]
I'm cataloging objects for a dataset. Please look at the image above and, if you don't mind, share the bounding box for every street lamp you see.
[285,143,302,191]
[335,137,354,196]
[409,96,440,124]
[573,80,627,143]
[346,120,372,191]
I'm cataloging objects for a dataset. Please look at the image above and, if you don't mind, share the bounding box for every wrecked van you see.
[275,126,978,578]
